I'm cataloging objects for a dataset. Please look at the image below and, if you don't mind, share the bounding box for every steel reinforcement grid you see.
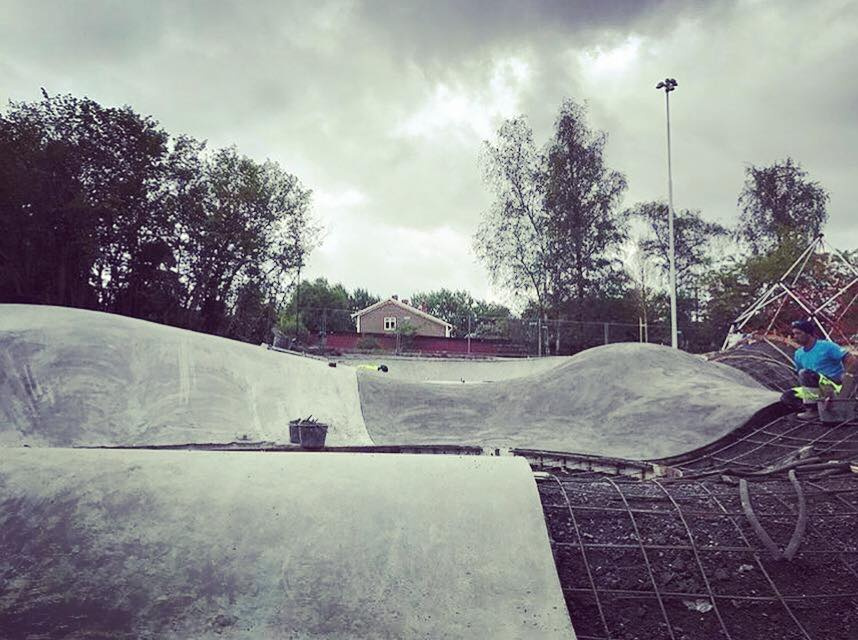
[535,339,858,640]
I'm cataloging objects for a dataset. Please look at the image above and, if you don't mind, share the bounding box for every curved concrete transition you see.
[0,305,371,447]
[0,448,574,640]
[1,305,781,458]
[358,343,780,459]
[341,354,569,383]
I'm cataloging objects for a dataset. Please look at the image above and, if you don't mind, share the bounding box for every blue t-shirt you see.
[794,339,847,380]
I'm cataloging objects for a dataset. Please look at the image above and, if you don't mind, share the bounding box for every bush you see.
[356,336,382,351]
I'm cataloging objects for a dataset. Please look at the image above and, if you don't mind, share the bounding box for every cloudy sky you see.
[2,0,856,306]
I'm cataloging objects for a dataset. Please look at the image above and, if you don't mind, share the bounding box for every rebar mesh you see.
[537,340,858,639]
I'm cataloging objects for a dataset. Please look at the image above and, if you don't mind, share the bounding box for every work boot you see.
[797,407,818,420]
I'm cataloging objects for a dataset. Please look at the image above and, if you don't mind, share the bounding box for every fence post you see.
[603,322,609,345]
[467,314,471,356]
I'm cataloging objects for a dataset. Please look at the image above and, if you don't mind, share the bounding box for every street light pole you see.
[656,77,679,349]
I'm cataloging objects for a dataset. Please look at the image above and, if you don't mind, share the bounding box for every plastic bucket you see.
[288,420,301,444]
[819,399,856,424]
[299,422,328,449]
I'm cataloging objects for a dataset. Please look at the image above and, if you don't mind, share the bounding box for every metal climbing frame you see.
[707,338,799,392]
[722,234,858,349]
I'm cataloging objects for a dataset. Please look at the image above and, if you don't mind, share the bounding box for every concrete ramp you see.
[0,448,574,639]
[0,305,370,447]
[359,343,780,459]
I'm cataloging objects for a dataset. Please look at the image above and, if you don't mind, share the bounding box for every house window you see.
[384,317,396,331]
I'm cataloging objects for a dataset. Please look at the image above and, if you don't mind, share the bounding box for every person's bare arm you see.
[841,352,857,397]
[844,352,858,375]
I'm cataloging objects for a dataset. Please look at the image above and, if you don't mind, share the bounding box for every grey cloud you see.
[0,0,855,300]
[354,0,712,68]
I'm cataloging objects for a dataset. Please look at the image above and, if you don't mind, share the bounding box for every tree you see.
[409,288,511,337]
[172,145,318,335]
[629,201,730,341]
[737,157,829,255]
[471,299,513,338]
[474,100,628,353]
[410,289,475,336]
[630,202,729,294]
[706,241,858,346]
[702,235,817,347]
[543,99,629,326]
[0,92,320,345]
[0,91,173,310]
[349,288,380,312]
[626,243,668,338]
[474,117,550,318]
[281,277,353,334]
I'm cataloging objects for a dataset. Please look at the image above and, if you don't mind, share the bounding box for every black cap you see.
[791,319,816,335]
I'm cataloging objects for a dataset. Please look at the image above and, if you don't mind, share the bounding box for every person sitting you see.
[782,319,856,420]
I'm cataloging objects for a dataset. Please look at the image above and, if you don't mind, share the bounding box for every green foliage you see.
[410,288,511,337]
[172,144,318,335]
[355,335,381,351]
[410,289,471,335]
[281,279,384,335]
[0,90,172,312]
[699,236,855,345]
[283,277,353,333]
[0,91,319,343]
[702,258,754,345]
[628,201,731,347]
[474,99,629,326]
[394,319,419,352]
[277,311,310,342]
[349,287,380,312]
[737,157,829,254]
[543,99,629,317]
[629,201,730,295]
[474,116,549,310]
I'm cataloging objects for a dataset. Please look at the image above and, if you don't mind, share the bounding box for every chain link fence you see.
[272,306,714,356]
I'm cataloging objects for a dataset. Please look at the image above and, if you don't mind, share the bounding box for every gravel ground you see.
[535,339,858,640]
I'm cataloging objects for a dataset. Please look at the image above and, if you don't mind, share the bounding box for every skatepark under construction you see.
[2,305,857,639]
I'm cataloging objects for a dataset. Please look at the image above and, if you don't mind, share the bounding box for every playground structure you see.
[723,234,858,349]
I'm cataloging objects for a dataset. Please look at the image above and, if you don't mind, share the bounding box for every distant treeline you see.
[473,98,854,352]
[2,92,854,353]
[0,91,318,343]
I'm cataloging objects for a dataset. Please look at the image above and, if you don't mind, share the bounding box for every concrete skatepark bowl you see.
[2,305,857,639]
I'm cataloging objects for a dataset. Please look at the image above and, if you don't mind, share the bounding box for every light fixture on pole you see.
[656,77,679,349]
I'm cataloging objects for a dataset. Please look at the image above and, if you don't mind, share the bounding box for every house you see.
[351,296,453,338]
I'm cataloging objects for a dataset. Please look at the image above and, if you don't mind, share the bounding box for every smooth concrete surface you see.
[359,343,780,459]
[0,305,371,447]
[341,354,569,383]
[0,305,779,459]
[0,448,575,640]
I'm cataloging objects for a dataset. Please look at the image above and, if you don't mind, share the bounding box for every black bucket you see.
[819,398,856,423]
[288,420,301,444]
[299,422,328,449]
